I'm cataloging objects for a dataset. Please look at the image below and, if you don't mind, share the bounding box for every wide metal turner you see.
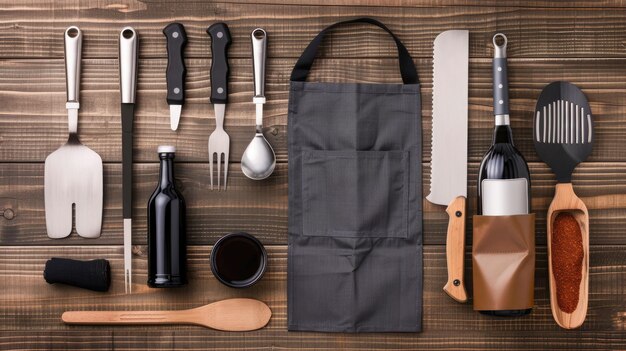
[45,26,103,239]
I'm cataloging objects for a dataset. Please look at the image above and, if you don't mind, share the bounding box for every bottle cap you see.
[157,145,176,154]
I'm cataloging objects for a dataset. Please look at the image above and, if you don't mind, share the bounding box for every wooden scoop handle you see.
[62,310,192,325]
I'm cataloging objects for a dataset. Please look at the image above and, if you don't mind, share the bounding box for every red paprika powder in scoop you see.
[551,212,584,313]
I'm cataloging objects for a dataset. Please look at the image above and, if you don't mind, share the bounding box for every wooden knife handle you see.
[443,196,468,303]
[62,310,190,326]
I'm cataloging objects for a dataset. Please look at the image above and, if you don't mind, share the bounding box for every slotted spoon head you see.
[533,81,593,183]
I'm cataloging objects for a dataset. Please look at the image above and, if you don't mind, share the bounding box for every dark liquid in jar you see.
[214,236,263,284]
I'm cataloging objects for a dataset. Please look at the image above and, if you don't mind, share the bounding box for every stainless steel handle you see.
[493,33,507,58]
[119,27,138,104]
[64,26,82,104]
[251,28,267,101]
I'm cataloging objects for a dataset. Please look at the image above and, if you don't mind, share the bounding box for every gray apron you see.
[287,18,423,333]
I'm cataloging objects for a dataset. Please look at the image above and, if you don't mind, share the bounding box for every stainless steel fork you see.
[208,104,230,190]
[207,23,232,190]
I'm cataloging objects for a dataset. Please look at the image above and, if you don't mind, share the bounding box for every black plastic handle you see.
[44,258,111,292]
[492,33,509,116]
[121,103,134,219]
[290,18,418,84]
[207,23,231,104]
[493,58,509,115]
[163,23,187,105]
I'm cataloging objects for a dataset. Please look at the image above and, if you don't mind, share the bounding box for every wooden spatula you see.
[62,298,271,331]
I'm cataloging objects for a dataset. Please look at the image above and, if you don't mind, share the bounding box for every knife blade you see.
[119,27,138,294]
[163,23,187,131]
[427,30,469,303]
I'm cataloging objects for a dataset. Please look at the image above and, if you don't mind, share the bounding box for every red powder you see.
[551,212,584,313]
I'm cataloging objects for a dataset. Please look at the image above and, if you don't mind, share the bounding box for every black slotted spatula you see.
[533,81,591,329]
[534,81,593,182]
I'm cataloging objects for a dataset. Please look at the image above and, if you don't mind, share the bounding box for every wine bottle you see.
[147,145,188,287]
[476,34,532,316]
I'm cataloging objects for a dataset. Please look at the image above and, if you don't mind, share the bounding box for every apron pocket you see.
[301,150,409,238]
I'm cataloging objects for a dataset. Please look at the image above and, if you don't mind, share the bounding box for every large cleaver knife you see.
[427,30,469,303]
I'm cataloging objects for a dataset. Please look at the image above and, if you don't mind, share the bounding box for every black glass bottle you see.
[148,145,187,287]
[476,33,532,316]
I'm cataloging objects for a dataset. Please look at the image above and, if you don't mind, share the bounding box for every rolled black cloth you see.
[44,258,110,292]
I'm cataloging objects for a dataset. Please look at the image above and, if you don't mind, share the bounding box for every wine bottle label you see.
[481,178,529,215]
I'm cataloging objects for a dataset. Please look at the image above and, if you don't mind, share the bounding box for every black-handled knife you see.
[207,23,231,104]
[163,23,187,131]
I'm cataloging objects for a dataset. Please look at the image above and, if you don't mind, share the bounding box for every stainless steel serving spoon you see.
[241,28,276,180]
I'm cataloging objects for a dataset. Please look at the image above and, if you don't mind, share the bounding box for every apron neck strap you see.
[290,18,419,85]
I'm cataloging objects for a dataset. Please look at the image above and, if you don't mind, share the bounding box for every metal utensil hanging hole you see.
[453,279,461,286]
[493,33,507,48]
[253,28,266,40]
[66,27,79,38]
[122,29,135,39]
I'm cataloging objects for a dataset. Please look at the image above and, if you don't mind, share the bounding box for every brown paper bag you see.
[472,214,535,311]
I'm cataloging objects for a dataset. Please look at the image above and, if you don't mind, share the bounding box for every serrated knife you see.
[427,30,469,303]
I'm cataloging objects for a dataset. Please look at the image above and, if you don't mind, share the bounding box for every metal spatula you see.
[44,27,103,239]
[533,81,591,329]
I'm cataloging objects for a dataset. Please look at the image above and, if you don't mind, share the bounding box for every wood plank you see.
[1,162,625,246]
[1,330,625,351]
[177,0,626,8]
[1,58,625,163]
[3,3,626,59]
[4,0,626,10]
[0,245,624,340]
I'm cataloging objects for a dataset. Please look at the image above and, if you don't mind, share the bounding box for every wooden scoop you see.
[62,298,271,331]
[547,184,589,329]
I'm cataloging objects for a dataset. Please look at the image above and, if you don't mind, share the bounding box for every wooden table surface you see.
[1,0,626,350]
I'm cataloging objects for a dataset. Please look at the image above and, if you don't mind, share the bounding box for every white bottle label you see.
[481,178,529,216]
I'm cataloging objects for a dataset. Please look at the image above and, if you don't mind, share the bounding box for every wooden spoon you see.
[62,298,271,331]
[547,183,589,329]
